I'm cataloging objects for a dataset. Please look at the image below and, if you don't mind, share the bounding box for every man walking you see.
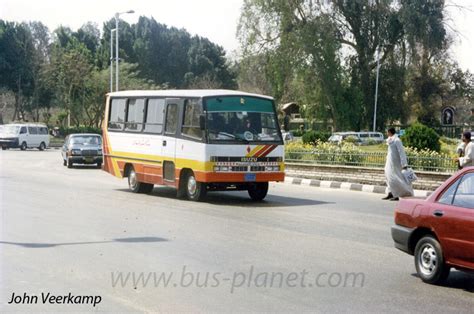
[457,131,474,168]
[382,128,414,201]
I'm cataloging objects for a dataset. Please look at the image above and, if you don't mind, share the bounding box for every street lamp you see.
[373,46,381,132]
[114,10,134,91]
[110,28,116,92]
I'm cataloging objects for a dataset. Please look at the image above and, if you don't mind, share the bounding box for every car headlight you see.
[71,149,81,155]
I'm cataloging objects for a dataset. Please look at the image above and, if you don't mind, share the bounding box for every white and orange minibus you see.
[102,90,285,201]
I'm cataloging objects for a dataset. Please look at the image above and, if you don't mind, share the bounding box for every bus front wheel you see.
[128,167,153,193]
[184,172,206,201]
[248,182,269,201]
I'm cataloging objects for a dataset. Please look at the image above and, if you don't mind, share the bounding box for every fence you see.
[285,151,457,173]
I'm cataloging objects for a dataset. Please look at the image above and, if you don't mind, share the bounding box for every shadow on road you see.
[115,187,332,208]
[0,236,168,249]
[411,271,474,293]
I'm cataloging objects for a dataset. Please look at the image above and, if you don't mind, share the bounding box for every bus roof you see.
[107,89,274,100]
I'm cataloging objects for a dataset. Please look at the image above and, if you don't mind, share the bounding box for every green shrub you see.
[301,130,331,145]
[291,129,305,137]
[401,123,441,152]
[343,135,359,144]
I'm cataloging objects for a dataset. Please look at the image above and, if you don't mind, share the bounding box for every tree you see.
[238,0,450,130]
[0,21,36,121]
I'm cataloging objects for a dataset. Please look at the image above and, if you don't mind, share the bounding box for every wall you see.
[285,163,452,191]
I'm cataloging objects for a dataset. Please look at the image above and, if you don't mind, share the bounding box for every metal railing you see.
[285,151,457,173]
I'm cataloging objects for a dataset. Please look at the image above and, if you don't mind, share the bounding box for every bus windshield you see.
[205,96,282,143]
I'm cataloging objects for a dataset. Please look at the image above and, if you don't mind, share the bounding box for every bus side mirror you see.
[199,115,206,130]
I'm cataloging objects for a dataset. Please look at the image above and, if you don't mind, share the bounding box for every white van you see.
[0,123,50,150]
[358,132,384,144]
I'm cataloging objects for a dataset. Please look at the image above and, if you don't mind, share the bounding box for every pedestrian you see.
[382,128,414,201]
[456,131,474,168]
[283,112,290,132]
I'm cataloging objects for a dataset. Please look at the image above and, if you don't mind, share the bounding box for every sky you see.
[1,0,473,71]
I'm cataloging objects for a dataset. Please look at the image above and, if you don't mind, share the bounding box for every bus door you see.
[162,98,180,183]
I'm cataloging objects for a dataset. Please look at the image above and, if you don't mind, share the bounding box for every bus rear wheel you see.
[184,172,206,201]
[128,167,153,193]
[248,182,269,201]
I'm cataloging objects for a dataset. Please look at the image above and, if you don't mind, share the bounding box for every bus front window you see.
[205,97,282,143]
[207,112,281,142]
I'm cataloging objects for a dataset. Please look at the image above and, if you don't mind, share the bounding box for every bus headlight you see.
[214,166,231,172]
[265,166,280,172]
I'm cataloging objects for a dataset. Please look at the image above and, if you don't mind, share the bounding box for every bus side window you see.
[165,104,179,135]
[125,98,145,132]
[182,99,203,140]
[109,98,127,130]
[144,98,165,134]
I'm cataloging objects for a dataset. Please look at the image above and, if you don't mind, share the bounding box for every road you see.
[0,149,473,313]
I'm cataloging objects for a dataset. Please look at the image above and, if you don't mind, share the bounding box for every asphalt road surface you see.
[1,149,473,313]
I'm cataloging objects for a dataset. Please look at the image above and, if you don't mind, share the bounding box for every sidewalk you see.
[283,176,432,198]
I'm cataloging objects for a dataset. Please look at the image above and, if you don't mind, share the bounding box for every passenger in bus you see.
[209,114,224,131]
[228,113,241,134]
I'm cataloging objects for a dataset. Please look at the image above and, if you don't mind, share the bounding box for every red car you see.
[391,166,474,284]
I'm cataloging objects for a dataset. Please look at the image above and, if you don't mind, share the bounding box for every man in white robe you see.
[382,128,414,201]
[457,131,474,168]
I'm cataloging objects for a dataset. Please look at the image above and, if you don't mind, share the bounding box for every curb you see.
[282,177,432,198]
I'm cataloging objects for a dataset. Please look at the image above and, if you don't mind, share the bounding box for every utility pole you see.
[373,46,381,132]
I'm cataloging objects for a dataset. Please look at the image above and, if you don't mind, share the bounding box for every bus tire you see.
[128,167,153,193]
[248,182,269,201]
[184,172,206,201]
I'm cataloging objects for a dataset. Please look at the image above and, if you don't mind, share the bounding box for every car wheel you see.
[67,158,73,168]
[20,142,27,150]
[248,182,269,201]
[38,142,46,151]
[184,172,206,201]
[128,167,153,193]
[1,146,6,150]
[414,235,450,284]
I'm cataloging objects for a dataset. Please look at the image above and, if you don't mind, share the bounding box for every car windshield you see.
[70,136,101,145]
[2,125,20,135]
[205,96,282,143]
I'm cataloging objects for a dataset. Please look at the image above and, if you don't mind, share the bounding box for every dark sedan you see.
[61,134,103,168]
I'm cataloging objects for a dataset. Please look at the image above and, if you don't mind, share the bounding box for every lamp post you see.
[110,28,116,92]
[373,46,381,132]
[114,10,134,91]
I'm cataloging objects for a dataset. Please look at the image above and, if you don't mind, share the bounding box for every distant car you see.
[61,134,103,168]
[391,166,474,284]
[328,132,361,145]
[0,123,49,150]
[358,132,384,144]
